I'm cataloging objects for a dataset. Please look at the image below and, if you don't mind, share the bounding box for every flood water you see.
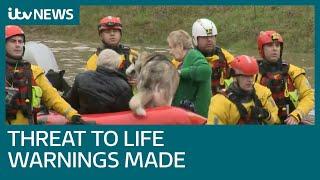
[30,39,315,88]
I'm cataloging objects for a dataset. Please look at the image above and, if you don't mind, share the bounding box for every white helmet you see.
[192,18,218,46]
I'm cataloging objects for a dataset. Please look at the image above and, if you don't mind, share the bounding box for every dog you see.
[45,69,71,97]
[126,52,180,116]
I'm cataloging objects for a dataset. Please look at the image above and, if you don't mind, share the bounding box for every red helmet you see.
[98,16,122,33]
[5,25,25,41]
[230,55,259,76]
[257,30,283,58]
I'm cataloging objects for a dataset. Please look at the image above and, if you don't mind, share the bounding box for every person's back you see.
[167,30,212,118]
[67,49,133,114]
[172,49,212,118]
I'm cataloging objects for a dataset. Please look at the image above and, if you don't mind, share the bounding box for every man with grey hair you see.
[65,49,133,114]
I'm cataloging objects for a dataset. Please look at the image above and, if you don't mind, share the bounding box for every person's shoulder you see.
[212,93,231,104]
[254,83,272,98]
[219,47,234,62]
[31,65,45,77]
[220,47,232,54]
[188,49,207,60]
[88,52,98,60]
[287,63,306,79]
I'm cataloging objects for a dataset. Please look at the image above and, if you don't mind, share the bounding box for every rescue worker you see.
[255,30,314,125]
[168,30,212,118]
[5,25,84,125]
[172,18,234,95]
[207,55,280,125]
[66,49,133,114]
[85,16,138,77]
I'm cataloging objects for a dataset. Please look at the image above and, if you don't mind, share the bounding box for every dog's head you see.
[46,69,70,93]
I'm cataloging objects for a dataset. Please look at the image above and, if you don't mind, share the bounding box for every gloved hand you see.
[179,99,195,112]
[251,106,270,123]
[68,115,88,125]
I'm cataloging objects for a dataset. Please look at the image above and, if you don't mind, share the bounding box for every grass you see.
[23,6,314,53]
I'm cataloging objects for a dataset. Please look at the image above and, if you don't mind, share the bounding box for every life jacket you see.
[96,44,131,74]
[258,60,296,122]
[6,58,40,124]
[222,87,265,124]
[202,46,229,94]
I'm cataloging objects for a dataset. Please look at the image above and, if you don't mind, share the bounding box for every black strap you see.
[226,90,249,120]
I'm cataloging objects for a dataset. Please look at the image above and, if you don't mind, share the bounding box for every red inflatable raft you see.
[38,106,206,125]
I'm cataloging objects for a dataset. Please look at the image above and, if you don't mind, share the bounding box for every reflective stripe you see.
[224,78,233,88]
[288,90,299,107]
[32,86,42,108]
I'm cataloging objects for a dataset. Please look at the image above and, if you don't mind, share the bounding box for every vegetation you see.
[23,6,314,53]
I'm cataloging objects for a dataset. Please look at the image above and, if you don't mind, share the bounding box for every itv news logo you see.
[8,7,74,21]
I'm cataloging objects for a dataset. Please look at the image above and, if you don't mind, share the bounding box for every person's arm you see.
[32,66,79,121]
[207,95,230,125]
[290,74,314,122]
[115,87,133,112]
[180,57,212,82]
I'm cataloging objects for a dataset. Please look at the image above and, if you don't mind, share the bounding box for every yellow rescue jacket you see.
[207,83,280,125]
[9,65,79,125]
[255,64,314,123]
[85,48,139,71]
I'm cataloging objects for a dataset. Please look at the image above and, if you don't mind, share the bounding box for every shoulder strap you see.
[225,89,248,120]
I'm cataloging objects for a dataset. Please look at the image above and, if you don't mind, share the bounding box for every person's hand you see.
[251,106,270,122]
[284,116,299,125]
[300,118,315,125]
[179,100,195,112]
[128,77,137,86]
[68,115,91,125]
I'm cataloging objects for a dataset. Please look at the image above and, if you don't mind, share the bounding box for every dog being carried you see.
[126,52,180,116]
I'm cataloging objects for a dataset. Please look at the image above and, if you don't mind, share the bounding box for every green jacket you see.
[172,49,212,117]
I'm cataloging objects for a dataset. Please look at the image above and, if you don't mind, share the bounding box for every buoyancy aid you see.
[6,57,41,124]
[200,46,230,94]
[257,60,297,122]
[222,84,268,124]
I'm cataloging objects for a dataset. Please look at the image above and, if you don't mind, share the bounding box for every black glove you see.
[68,115,88,125]
[179,100,195,112]
[251,106,270,123]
